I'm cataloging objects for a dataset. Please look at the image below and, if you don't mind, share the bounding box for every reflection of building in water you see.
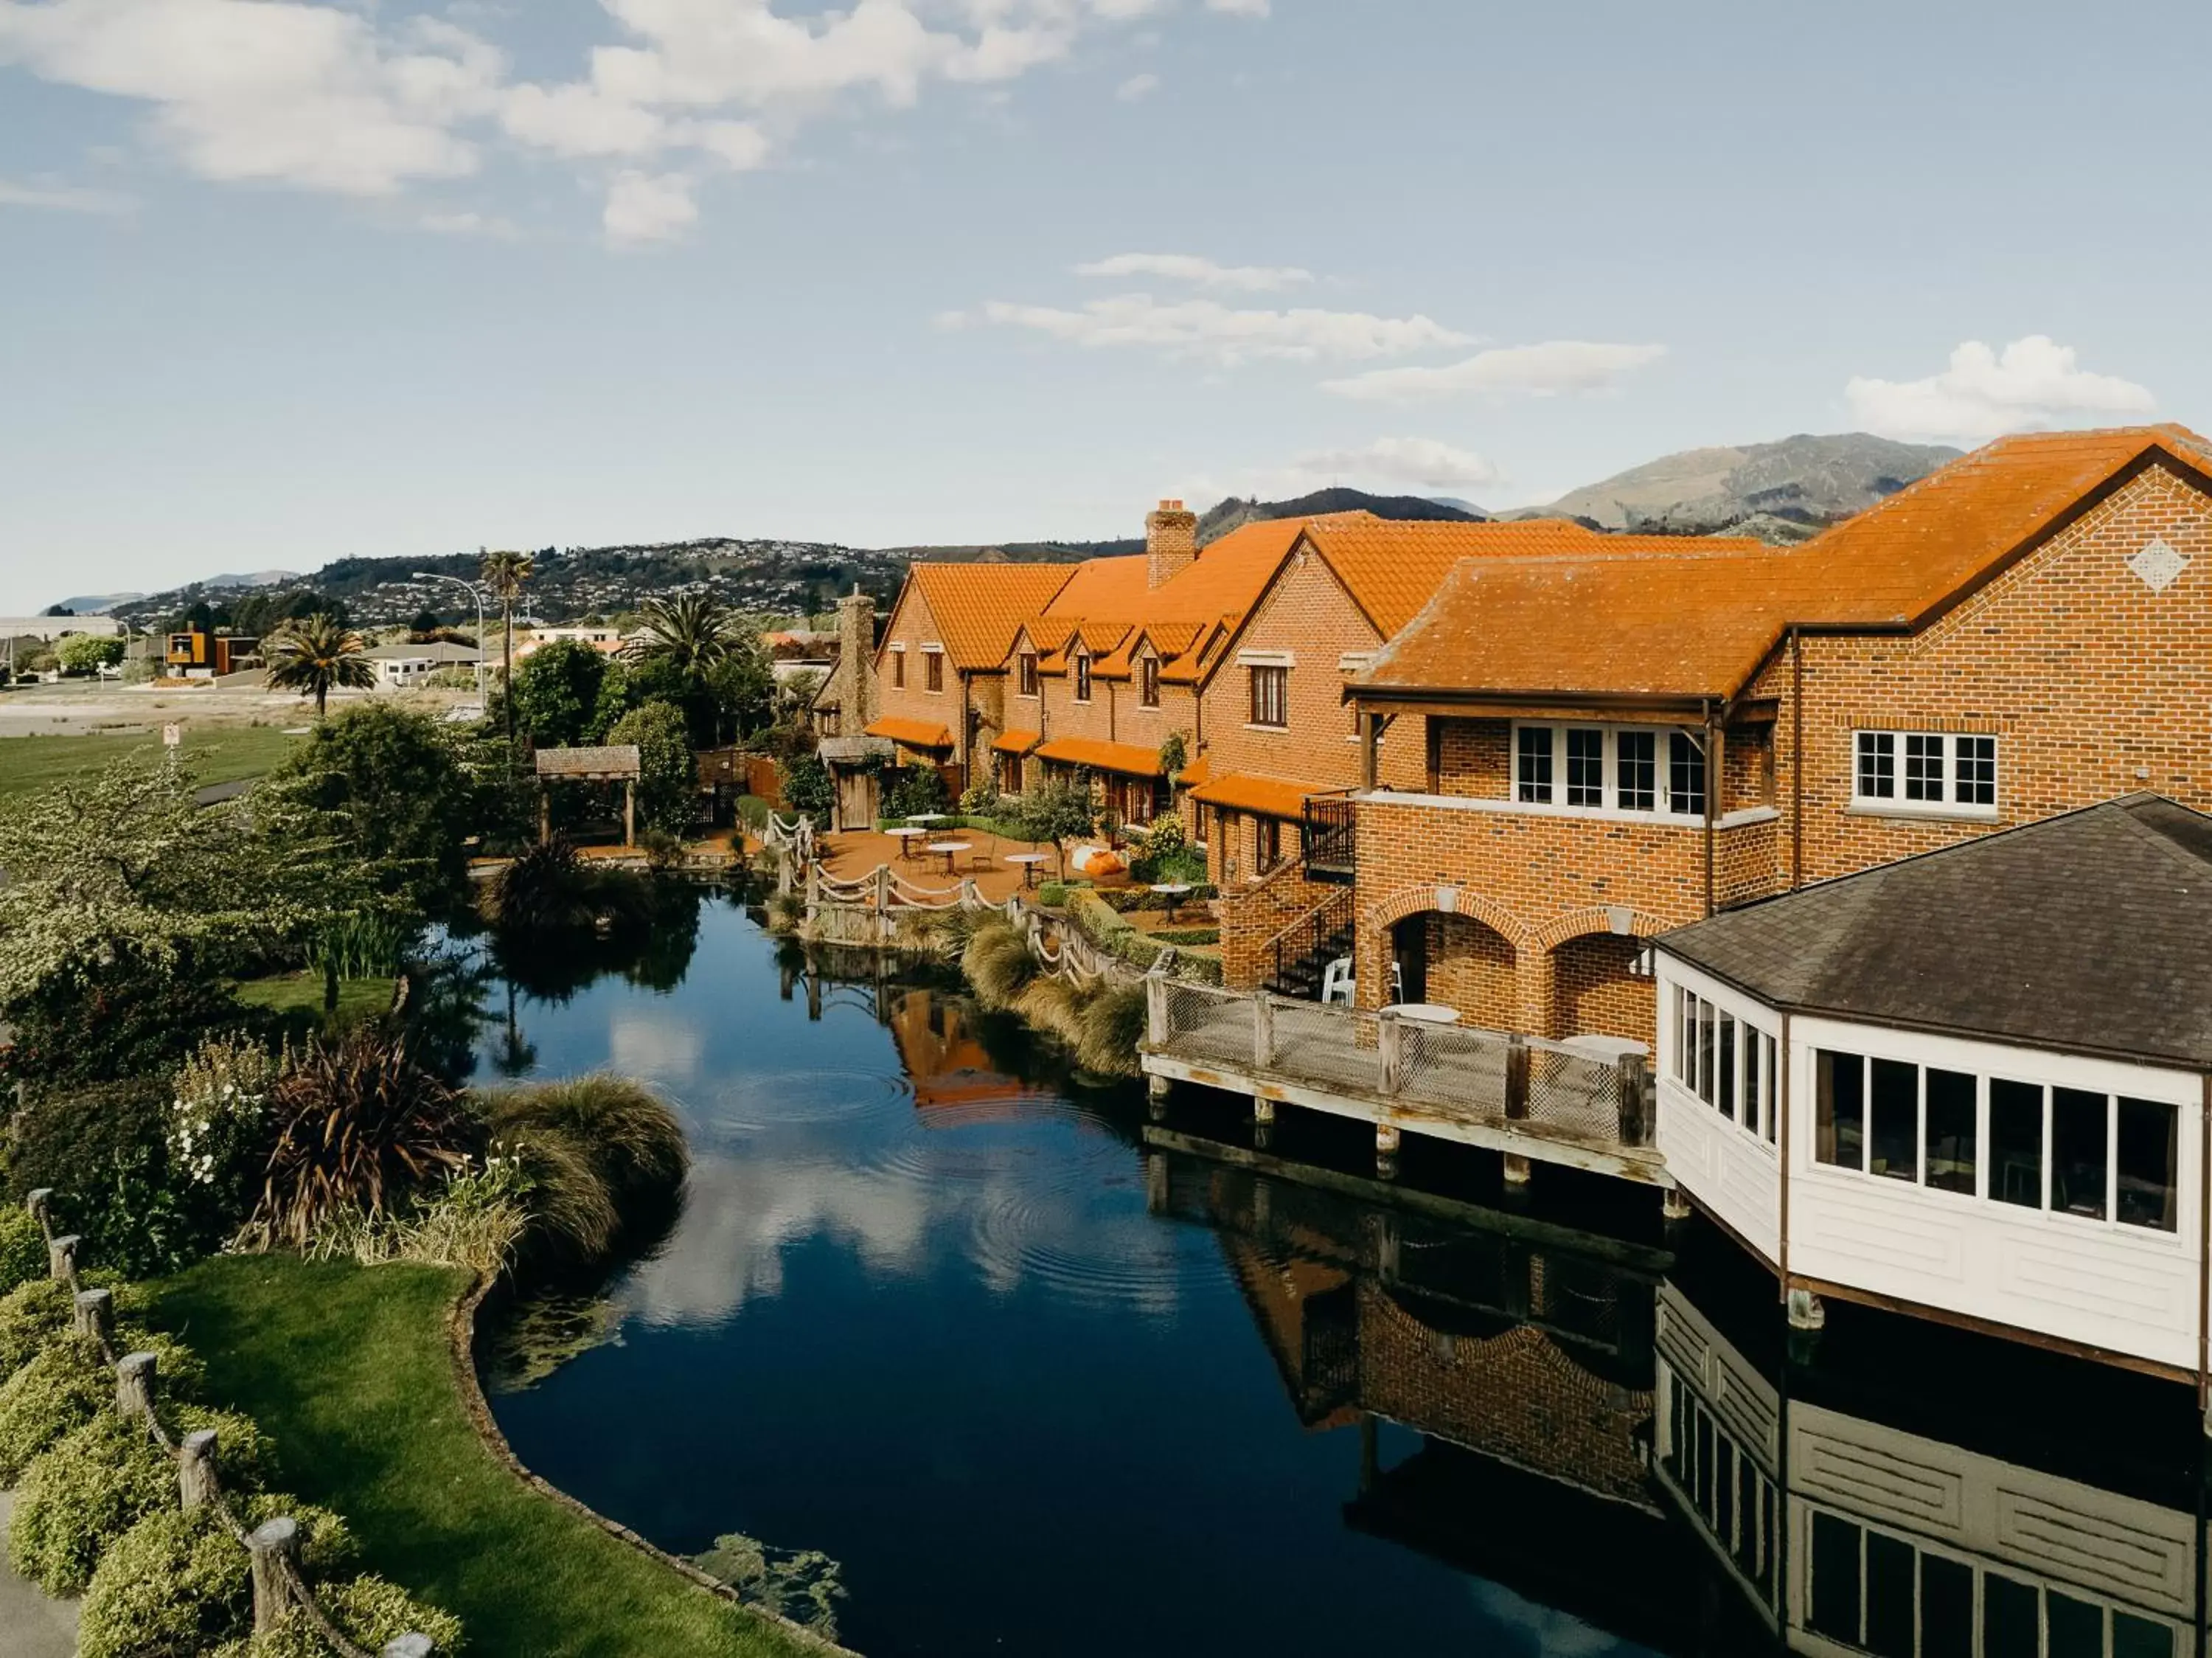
[883,990,1051,1115]
[1656,1274,2208,1657]
[1149,1150,1700,1651]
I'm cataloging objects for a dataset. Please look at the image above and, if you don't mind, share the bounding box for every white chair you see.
[1388,962,1405,1005]
[1321,957,1354,1006]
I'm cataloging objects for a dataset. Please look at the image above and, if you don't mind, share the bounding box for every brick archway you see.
[1356,884,1537,1024]
[1361,883,1534,951]
[1528,905,1672,956]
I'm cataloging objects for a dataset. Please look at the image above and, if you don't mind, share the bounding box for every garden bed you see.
[145,1257,821,1658]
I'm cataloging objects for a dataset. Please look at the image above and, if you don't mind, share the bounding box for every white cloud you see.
[1207,0,1270,14]
[0,176,134,213]
[956,293,1471,367]
[1324,340,1667,403]
[1844,335,2156,443]
[602,169,698,246]
[1290,437,1506,490]
[1115,70,1158,100]
[1074,251,1311,292]
[418,209,520,239]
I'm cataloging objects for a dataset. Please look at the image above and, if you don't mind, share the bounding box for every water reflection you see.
[480,898,2208,1658]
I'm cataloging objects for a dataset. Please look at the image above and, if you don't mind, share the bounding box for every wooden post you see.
[116,1350,157,1419]
[538,788,550,847]
[1379,1011,1405,1095]
[874,864,894,943]
[1145,1151,1169,1215]
[1252,993,1276,1069]
[24,1188,52,1232]
[72,1288,111,1343]
[178,1428,220,1510]
[1616,1055,1651,1146]
[248,1518,299,1634]
[48,1232,79,1283]
[1505,1035,1531,1120]
[623,780,636,847]
[1144,974,1168,1049]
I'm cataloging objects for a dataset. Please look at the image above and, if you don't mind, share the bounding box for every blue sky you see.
[1,0,2206,613]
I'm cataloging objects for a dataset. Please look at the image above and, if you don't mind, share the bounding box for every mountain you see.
[1194,488,1486,547]
[46,592,145,614]
[1524,433,1960,542]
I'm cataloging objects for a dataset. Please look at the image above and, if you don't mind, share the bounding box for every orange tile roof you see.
[1298,516,1607,637]
[906,562,1077,672]
[1785,424,2212,625]
[1188,771,1321,819]
[1356,424,2212,704]
[992,729,1042,755]
[1176,755,1214,790]
[865,716,956,750]
[1034,735,1166,777]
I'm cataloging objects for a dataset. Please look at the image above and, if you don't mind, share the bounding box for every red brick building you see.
[1320,425,2212,1047]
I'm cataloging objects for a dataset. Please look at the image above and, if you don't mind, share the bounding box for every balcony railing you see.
[1301,794,1357,883]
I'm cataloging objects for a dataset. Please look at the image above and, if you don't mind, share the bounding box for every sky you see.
[1,0,2208,614]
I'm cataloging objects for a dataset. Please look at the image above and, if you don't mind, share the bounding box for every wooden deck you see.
[1141,978,1670,1187]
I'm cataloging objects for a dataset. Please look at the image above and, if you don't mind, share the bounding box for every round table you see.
[906,813,947,828]
[1150,882,1194,923]
[886,827,928,861]
[1390,1002,1460,1025]
[925,840,972,876]
[1004,852,1049,889]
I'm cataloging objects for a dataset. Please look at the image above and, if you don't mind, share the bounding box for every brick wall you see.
[1220,857,1340,988]
[1419,912,1518,1028]
[1755,462,2212,886]
[873,585,970,769]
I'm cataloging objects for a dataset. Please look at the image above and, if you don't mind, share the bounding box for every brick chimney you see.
[835,586,877,727]
[1147,499,1198,590]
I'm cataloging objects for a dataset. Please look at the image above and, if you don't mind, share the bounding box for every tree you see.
[55,634,125,676]
[481,547,537,757]
[509,639,610,750]
[41,603,74,617]
[703,647,775,746]
[264,704,479,913]
[265,613,375,720]
[627,595,773,746]
[1014,776,1097,877]
[607,701,697,835]
[779,753,834,827]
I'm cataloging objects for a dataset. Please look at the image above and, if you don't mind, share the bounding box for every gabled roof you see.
[1299,516,1607,637]
[904,563,1077,672]
[1354,426,2212,706]
[1659,795,2212,1069]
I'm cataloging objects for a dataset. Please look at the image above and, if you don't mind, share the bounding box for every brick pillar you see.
[1146,500,1197,589]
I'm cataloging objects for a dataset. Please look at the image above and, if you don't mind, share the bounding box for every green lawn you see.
[0,725,302,801]
[147,1257,813,1658]
[234,971,399,1026]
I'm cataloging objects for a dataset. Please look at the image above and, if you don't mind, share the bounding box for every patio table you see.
[925,840,972,877]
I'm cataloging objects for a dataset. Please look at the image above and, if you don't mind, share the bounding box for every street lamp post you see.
[411,572,490,710]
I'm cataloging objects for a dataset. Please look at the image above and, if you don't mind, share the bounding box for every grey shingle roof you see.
[1659,795,2212,1069]
[533,745,641,780]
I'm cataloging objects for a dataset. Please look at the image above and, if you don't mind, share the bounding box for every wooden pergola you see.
[534,744,644,846]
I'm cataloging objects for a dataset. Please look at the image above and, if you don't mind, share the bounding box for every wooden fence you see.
[23,1190,442,1657]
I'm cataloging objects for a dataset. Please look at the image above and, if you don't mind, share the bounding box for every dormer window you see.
[1074,652,1093,703]
[1018,652,1039,698]
[1138,656,1160,708]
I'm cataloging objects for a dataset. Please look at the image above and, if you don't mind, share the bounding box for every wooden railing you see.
[23,1190,442,1657]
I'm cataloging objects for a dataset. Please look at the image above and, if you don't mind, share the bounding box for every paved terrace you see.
[1141,978,1667,1188]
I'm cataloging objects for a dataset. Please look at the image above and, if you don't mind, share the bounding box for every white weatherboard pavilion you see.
[1652,796,2212,1391]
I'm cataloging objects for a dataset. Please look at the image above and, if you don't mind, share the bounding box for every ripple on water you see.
[696,1066,918,1134]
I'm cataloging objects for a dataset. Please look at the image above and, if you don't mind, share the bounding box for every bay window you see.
[1515,722,1708,818]
[1854,730,1997,813]
[1671,985,1778,1145]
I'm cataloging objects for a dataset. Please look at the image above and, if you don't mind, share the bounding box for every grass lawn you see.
[234,971,399,1027]
[0,724,302,802]
[148,1257,812,1658]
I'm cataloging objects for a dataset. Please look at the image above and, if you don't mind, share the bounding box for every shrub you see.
[476,1077,687,1263]
[0,1336,108,1482]
[485,839,653,938]
[3,1077,212,1276]
[166,1036,279,1242]
[264,703,476,910]
[882,766,948,822]
[211,1573,465,1658]
[248,1030,479,1249]
[1013,976,1085,1047]
[1035,881,1068,908]
[76,1495,348,1658]
[957,781,1001,816]
[734,794,773,833]
[639,827,686,870]
[1074,982,1148,1077]
[605,701,697,835]
[1152,927,1221,947]
[777,753,833,827]
[0,1278,72,1376]
[0,1204,45,1297]
[961,919,1037,1010]
[10,1412,174,1594]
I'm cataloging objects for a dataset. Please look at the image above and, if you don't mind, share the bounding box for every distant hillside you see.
[1526,433,1960,543]
[1194,488,1486,547]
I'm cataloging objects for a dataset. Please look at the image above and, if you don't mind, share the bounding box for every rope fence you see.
[24,1190,439,1658]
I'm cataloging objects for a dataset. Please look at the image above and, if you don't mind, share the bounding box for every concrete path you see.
[0,1493,79,1658]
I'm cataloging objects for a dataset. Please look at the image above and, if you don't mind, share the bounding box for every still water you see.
[473,892,2211,1657]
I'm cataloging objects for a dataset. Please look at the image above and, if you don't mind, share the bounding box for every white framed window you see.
[1515,723,1706,819]
[1672,983,1779,1145]
[1853,730,1997,814]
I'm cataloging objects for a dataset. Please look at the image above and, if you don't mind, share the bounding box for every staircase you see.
[1262,887,1357,1001]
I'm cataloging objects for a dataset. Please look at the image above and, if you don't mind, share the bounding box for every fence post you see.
[1145,973,1168,1048]
[1252,993,1276,1069]
[248,1517,299,1634]
[116,1350,157,1420]
[24,1188,52,1232]
[960,878,981,909]
[72,1288,112,1344]
[178,1428,220,1511]
[802,861,820,923]
[1505,1035,1531,1120]
[1379,1010,1405,1096]
[1616,1055,1652,1146]
[47,1232,79,1284]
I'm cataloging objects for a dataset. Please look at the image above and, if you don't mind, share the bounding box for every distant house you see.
[1654,794,2212,1382]
[164,625,260,678]
[364,639,482,687]
[0,615,127,644]
[510,625,630,662]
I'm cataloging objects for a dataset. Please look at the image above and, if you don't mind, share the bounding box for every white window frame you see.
[1850,729,1998,818]
[1512,721,1708,820]
[1666,979,1781,1146]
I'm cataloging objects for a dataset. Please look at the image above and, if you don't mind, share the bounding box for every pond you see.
[472,891,2210,1657]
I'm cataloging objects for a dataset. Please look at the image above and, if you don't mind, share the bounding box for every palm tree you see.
[265,613,374,721]
[627,593,737,676]
[480,547,535,757]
